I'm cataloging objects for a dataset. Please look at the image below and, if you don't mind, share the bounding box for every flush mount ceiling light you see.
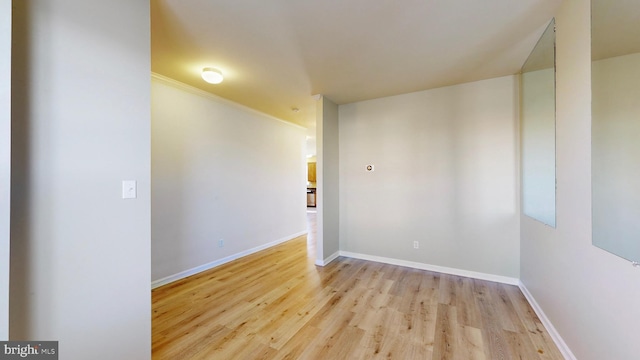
[201,67,224,84]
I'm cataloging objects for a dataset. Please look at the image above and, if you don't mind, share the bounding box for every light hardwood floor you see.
[152,212,563,359]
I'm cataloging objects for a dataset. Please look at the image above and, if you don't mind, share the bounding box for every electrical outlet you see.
[413,241,419,249]
[218,239,224,248]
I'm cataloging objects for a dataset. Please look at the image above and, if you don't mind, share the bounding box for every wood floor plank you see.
[271,324,321,360]
[504,329,542,360]
[153,323,231,360]
[438,274,458,305]
[504,285,565,359]
[432,303,458,360]
[474,284,514,360]
[152,212,564,359]
[458,325,487,360]
[255,285,335,349]
[296,307,358,359]
[455,276,483,328]
[355,307,397,359]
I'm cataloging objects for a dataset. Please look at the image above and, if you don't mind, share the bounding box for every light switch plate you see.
[122,180,137,199]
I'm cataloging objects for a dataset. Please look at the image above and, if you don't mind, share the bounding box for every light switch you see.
[122,180,137,199]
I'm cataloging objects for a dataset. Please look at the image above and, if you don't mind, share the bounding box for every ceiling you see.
[151,0,562,128]
[592,0,640,61]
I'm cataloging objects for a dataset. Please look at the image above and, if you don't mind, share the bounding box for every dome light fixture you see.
[201,67,224,84]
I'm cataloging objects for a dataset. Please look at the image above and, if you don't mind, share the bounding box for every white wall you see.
[0,0,10,340]
[10,1,151,358]
[151,76,307,283]
[520,0,640,359]
[339,76,520,278]
[592,52,640,259]
[316,97,340,265]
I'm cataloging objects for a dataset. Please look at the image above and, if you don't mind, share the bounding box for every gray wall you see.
[316,97,340,264]
[338,76,520,278]
[10,1,151,358]
[151,76,307,283]
[0,0,10,340]
[520,0,640,358]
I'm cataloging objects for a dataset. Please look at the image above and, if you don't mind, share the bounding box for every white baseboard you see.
[151,231,307,289]
[518,281,576,360]
[338,251,520,286]
[315,251,340,266]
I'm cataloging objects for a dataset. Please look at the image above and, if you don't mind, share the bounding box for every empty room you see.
[4,0,640,359]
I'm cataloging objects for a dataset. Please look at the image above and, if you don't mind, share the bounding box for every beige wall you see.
[10,1,151,358]
[520,0,640,359]
[151,76,307,283]
[339,75,520,278]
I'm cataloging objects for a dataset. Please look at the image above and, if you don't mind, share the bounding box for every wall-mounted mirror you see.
[592,0,640,263]
[521,19,556,227]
